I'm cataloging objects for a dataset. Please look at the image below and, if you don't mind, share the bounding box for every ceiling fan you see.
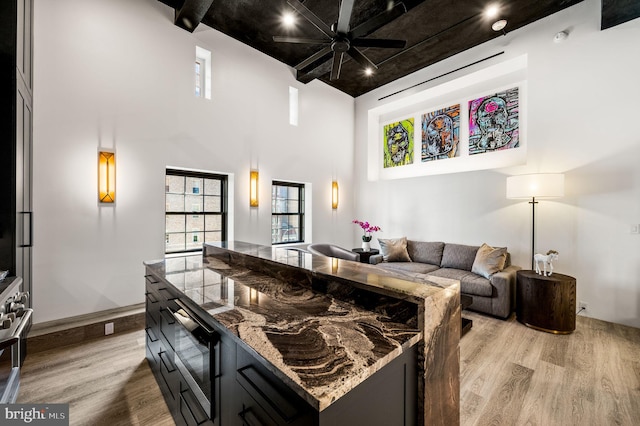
[273,0,408,81]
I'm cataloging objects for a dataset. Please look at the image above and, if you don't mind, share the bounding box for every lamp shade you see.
[506,173,564,199]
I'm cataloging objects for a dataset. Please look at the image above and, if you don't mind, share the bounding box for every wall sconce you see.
[331,181,339,209]
[250,170,259,207]
[98,151,116,203]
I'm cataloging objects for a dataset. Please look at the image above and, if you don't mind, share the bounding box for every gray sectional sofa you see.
[369,240,521,319]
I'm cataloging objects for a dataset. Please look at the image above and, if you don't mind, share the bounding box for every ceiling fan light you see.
[492,19,507,32]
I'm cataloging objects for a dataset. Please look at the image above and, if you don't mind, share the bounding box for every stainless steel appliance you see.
[0,276,32,404]
[170,299,219,419]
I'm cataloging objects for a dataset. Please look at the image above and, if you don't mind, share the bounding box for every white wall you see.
[354,0,640,328]
[32,0,355,323]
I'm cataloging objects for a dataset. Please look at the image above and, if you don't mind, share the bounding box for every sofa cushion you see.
[427,268,493,297]
[407,241,444,265]
[378,237,411,262]
[440,244,480,271]
[376,262,440,275]
[471,243,507,279]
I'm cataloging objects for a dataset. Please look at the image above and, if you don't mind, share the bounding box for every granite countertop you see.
[145,253,424,410]
[145,241,461,420]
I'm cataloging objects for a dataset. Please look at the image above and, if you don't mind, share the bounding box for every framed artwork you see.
[421,104,460,162]
[468,87,519,155]
[383,118,414,168]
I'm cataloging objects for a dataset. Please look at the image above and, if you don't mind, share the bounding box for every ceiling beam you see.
[601,0,640,29]
[174,0,214,32]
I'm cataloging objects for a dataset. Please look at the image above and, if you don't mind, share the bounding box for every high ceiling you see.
[158,0,637,97]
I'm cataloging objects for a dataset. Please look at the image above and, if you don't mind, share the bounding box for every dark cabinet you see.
[235,347,315,426]
[0,0,34,305]
[146,271,218,426]
[145,268,418,426]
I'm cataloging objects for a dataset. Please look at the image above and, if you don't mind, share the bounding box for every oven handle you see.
[171,299,215,337]
[0,337,18,352]
[13,309,33,338]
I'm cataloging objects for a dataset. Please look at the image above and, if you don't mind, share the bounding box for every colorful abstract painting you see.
[468,87,519,155]
[383,118,414,168]
[421,104,460,162]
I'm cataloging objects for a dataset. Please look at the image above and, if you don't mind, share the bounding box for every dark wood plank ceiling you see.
[158,0,637,97]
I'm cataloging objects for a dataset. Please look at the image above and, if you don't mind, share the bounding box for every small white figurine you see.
[534,250,559,276]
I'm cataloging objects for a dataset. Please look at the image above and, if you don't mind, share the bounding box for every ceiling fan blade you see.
[351,38,407,49]
[330,52,345,80]
[349,2,407,39]
[273,36,331,44]
[347,47,378,70]
[336,0,355,34]
[287,0,336,38]
[294,46,333,70]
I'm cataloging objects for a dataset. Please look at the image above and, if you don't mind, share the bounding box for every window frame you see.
[165,169,228,254]
[271,181,305,245]
[195,58,204,97]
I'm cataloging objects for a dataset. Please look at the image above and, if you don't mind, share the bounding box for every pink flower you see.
[353,219,381,235]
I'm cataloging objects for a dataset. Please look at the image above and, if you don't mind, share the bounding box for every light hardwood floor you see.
[18,313,640,425]
[460,312,640,426]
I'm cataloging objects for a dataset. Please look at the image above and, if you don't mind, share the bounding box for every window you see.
[195,46,211,99]
[271,181,304,244]
[195,59,203,97]
[165,169,227,254]
[289,86,298,126]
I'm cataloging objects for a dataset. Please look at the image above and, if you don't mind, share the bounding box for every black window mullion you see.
[166,169,227,254]
[271,182,304,245]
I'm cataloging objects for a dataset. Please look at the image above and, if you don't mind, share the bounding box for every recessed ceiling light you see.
[282,12,295,28]
[492,19,507,32]
[485,4,500,19]
[364,67,374,76]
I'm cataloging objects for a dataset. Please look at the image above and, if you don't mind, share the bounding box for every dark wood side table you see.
[351,248,380,264]
[516,270,577,334]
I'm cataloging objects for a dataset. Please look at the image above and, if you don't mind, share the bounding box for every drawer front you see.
[237,386,278,426]
[178,381,211,426]
[145,327,160,371]
[159,348,178,402]
[160,305,176,348]
[236,348,313,426]
[145,274,165,296]
[146,292,160,326]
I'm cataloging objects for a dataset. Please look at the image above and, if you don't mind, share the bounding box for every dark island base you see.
[461,294,473,337]
[145,265,420,425]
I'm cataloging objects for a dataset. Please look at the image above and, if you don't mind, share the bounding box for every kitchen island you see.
[144,241,460,425]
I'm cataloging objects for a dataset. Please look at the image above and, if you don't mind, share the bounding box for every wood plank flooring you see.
[17,312,640,425]
[17,330,174,426]
[460,312,640,426]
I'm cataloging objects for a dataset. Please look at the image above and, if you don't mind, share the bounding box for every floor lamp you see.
[506,173,565,270]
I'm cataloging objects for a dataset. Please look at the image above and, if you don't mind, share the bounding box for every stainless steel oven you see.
[0,276,32,404]
[170,299,219,419]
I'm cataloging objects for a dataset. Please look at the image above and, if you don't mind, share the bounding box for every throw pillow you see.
[441,243,480,270]
[378,237,412,262]
[471,243,508,279]
[407,241,445,265]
